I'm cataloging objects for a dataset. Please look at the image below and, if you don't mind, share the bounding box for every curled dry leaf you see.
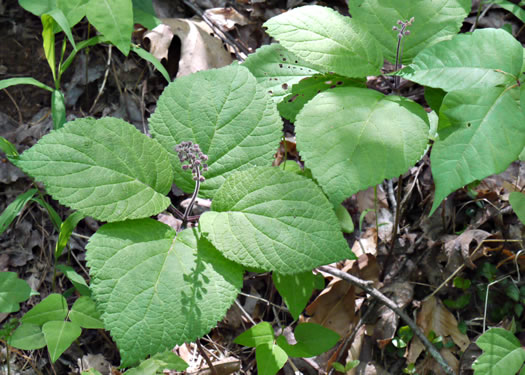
[407,296,470,364]
[203,7,249,32]
[305,279,357,338]
[444,229,491,271]
[144,19,233,78]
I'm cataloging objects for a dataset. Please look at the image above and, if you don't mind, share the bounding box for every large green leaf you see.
[278,73,366,122]
[472,328,525,375]
[199,167,353,274]
[272,272,324,320]
[243,44,319,103]
[295,87,429,206]
[0,272,32,313]
[21,294,68,326]
[430,87,525,214]
[86,0,133,55]
[234,322,275,348]
[256,343,288,375]
[348,0,471,63]
[264,5,383,78]
[8,323,46,350]
[16,117,173,222]
[56,0,88,28]
[276,323,340,358]
[509,192,525,225]
[149,64,282,199]
[43,321,82,363]
[86,219,243,366]
[397,29,523,91]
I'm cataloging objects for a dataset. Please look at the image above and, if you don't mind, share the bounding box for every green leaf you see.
[55,211,85,259]
[243,43,319,103]
[150,350,188,371]
[430,87,525,214]
[69,296,104,329]
[8,323,46,350]
[18,0,56,16]
[56,264,91,296]
[425,87,446,114]
[397,29,523,91]
[86,0,133,55]
[0,136,19,159]
[43,320,82,363]
[60,36,105,76]
[234,322,275,348]
[131,46,170,82]
[492,0,525,23]
[256,342,288,375]
[41,14,57,81]
[278,73,366,122]
[51,89,66,129]
[45,8,77,49]
[510,192,525,225]
[56,0,88,28]
[264,5,383,78]
[149,64,282,199]
[31,196,62,230]
[336,204,354,234]
[276,323,340,357]
[348,0,471,63]
[82,370,103,375]
[0,77,54,92]
[0,189,37,236]
[0,272,32,313]
[16,117,173,222]
[132,0,160,29]
[295,87,429,206]
[272,272,322,320]
[22,294,68,326]
[199,167,353,274]
[473,328,525,375]
[86,219,243,366]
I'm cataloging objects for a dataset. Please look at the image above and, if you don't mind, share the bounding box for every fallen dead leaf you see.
[144,18,233,79]
[415,348,459,375]
[203,7,249,32]
[305,279,356,337]
[407,296,470,364]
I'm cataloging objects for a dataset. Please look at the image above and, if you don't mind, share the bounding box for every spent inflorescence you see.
[175,141,209,182]
[392,17,415,39]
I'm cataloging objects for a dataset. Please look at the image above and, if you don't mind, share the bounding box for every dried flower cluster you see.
[175,141,209,182]
[392,17,415,38]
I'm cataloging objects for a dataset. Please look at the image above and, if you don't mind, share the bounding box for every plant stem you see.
[319,266,455,375]
[183,167,201,223]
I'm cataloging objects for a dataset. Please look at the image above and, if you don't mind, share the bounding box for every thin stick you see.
[89,45,112,114]
[319,266,455,375]
[197,341,219,375]
[2,88,23,125]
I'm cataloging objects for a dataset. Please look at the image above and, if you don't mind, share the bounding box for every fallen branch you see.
[318,265,456,375]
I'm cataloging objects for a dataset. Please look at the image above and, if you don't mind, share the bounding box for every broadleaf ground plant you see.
[2,0,525,373]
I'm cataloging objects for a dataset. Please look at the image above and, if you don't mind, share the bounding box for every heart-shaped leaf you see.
[16,117,173,222]
[8,323,46,350]
[264,5,383,78]
[295,87,429,206]
[43,321,82,363]
[234,322,275,348]
[21,294,68,326]
[149,64,282,199]
[473,328,525,375]
[430,87,525,214]
[397,28,523,91]
[86,219,243,366]
[199,167,353,274]
[273,272,324,320]
[0,272,32,313]
[348,0,471,63]
[276,323,340,357]
[243,43,319,103]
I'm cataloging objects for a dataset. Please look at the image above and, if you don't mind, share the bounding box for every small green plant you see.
[472,328,525,375]
[2,0,525,372]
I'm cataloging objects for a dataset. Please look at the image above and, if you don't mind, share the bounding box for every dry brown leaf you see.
[415,348,459,375]
[203,7,249,32]
[351,227,378,259]
[305,280,356,337]
[144,19,233,79]
[344,325,366,375]
[371,282,413,348]
[355,186,389,225]
[444,229,491,271]
[407,296,470,363]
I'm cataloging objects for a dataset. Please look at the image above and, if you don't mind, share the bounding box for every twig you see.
[89,45,112,114]
[197,341,219,375]
[180,0,249,60]
[318,266,456,375]
[2,88,23,125]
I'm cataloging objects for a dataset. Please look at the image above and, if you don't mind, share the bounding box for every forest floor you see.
[1,0,525,374]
